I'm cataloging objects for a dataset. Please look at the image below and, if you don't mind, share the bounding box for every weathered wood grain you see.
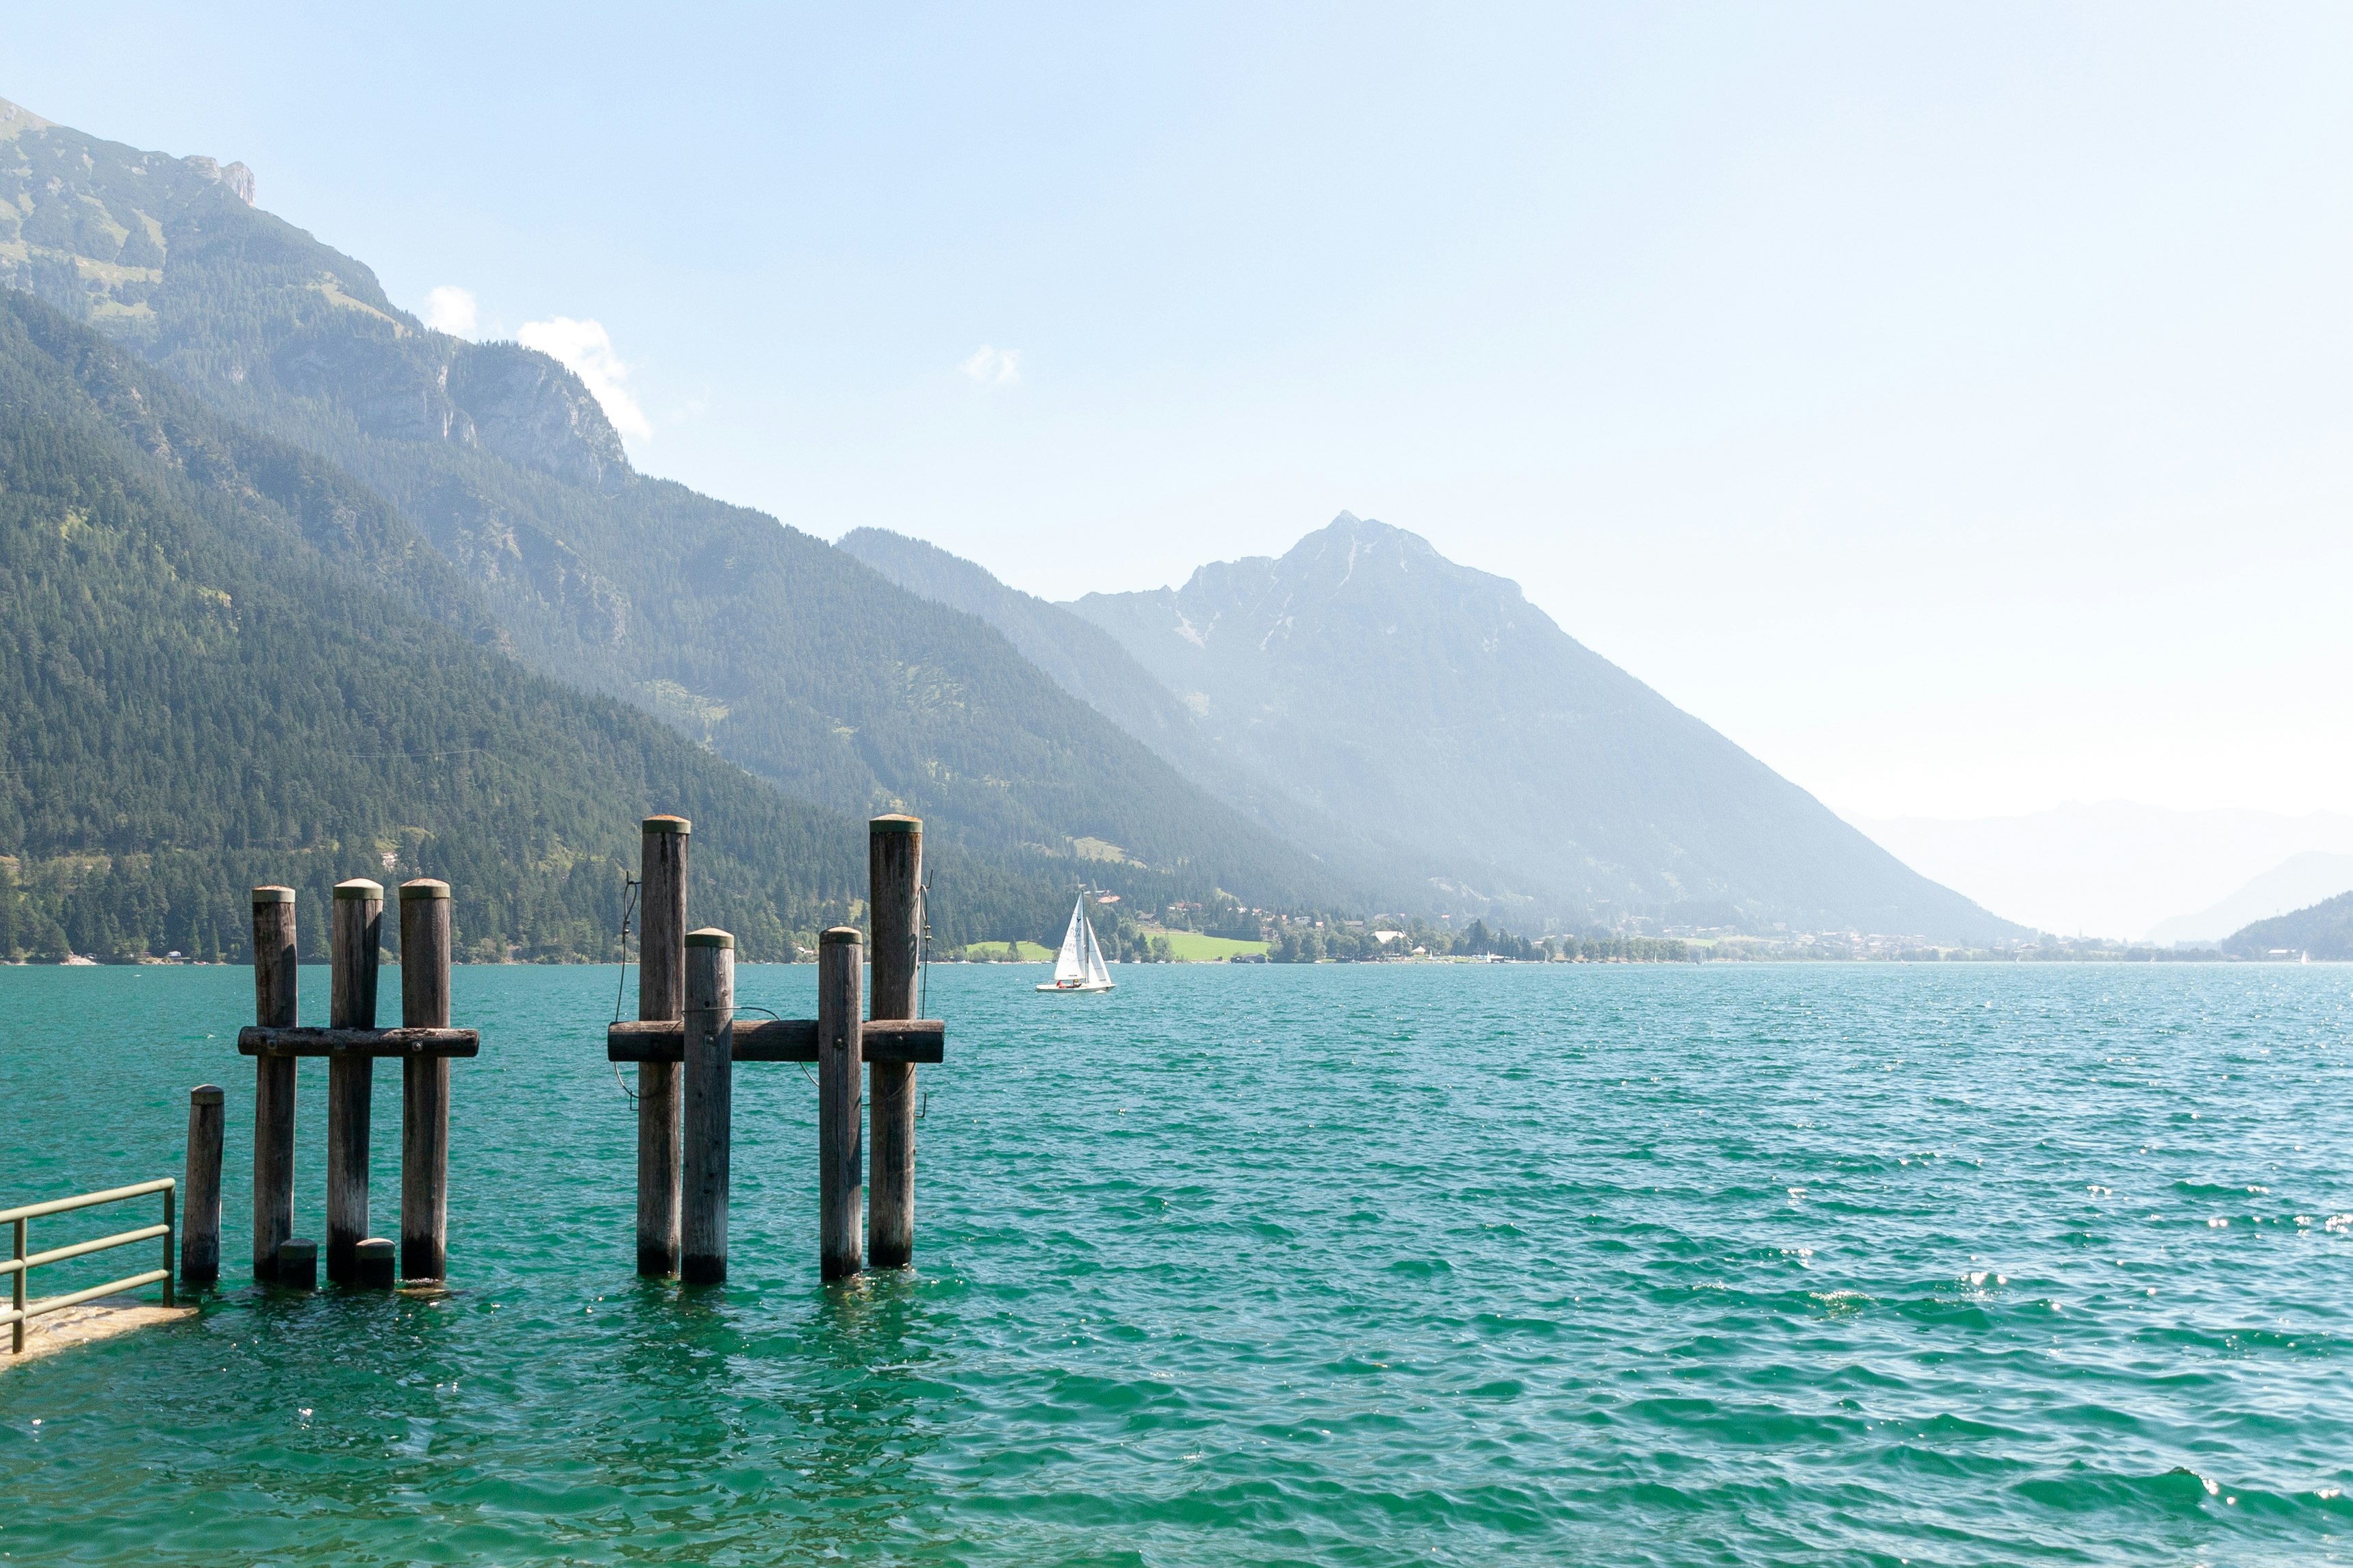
[250,888,298,1282]
[181,1085,223,1287]
[818,927,864,1281]
[867,814,922,1270]
[680,929,735,1285]
[326,879,381,1285]
[400,880,453,1282]
[637,816,689,1278]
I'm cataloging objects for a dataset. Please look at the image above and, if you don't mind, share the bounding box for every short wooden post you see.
[354,1237,396,1289]
[327,878,383,1285]
[181,1085,225,1286]
[637,816,689,1276]
[399,879,453,1281]
[277,1237,317,1291]
[680,928,735,1285]
[867,815,922,1270]
[251,886,298,1282]
[817,926,865,1281]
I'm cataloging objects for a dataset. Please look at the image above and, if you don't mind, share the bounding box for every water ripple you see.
[2,961,2350,1564]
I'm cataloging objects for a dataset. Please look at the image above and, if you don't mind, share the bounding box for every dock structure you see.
[606,814,945,1283]
[238,879,479,1286]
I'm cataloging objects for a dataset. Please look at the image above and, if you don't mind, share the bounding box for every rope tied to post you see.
[610,875,641,1103]
[917,866,933,1020]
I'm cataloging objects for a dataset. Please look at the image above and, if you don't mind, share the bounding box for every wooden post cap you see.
[252,886,296,904]
[684,928,734,949]
[398,879,451,900]
[333,879,385,901]
[644,815,691,834]
[355,1237,395,1259]
[277,1238,318,1262]
[190,1084,225,1105]
[869,814,921,834]
[820,926,863,947]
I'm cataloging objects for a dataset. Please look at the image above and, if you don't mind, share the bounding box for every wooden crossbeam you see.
[605,1018,943,1065]
[238,1027,480,1059]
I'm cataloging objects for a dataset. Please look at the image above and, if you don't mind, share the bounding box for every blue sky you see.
[9,3,2352,822]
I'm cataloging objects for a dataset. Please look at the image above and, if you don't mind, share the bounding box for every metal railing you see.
[2,1179,176,1354]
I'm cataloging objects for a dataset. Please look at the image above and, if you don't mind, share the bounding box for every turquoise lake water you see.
[1,962,2349,1565]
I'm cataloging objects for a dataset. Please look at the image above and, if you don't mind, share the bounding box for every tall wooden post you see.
[637,816,689,1276]
[400,879,453,1281]
[251,886,298,1282]
[817,927,865,1281]
[181,1085,224,1286]
[867,814,921,1270]
[327,878,382,1285]
[680,929,735,1285]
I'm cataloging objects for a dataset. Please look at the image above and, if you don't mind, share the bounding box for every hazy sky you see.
[11,4,2352,823]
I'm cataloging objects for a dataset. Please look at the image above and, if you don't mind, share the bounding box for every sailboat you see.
[1036,895,1116,993]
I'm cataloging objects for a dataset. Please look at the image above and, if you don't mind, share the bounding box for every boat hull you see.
[1034,981,1115,993]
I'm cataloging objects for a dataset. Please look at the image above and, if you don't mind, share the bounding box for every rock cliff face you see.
[181,155,255,205]
[268,326,633,491]
[449,342,631,491]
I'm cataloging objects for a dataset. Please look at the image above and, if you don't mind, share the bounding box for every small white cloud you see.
[961,344,1021,387]
[518,316,652,439]
[423,285,478,337]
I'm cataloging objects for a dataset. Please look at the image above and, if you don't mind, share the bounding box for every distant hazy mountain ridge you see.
[1062,514,2011,937]
[836,526,1422,906]
[2149,851,2353,947]
[853,513,2015,940]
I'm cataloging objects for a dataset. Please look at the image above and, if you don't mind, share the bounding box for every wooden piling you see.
[680,929,735,1285]
[354,1237,396,1289]
[251,886,298,1282]
[399,879,453,1281]
[637,816,689,1276]
[181,1085,224,1287]
[867,815,922,1270]
[817,926,865,1281]
[277,1237,317,1291]
[327,879,383,1285]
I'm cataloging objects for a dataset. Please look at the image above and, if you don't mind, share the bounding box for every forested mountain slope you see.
[2223,894,2353,961]
[1066,514,2018,940]
[0,292,1074,961]
[0,97,1345,916]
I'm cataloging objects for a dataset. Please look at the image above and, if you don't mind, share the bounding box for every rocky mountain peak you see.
[0,97,54,140]
[180,155,256,205]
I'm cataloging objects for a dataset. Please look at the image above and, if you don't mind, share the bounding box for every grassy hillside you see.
[0,291,1068,961]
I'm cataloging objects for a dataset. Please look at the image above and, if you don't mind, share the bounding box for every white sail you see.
[1082,911,1112,987]
[1052,898,1088,984]
[1039,895,1115,991]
